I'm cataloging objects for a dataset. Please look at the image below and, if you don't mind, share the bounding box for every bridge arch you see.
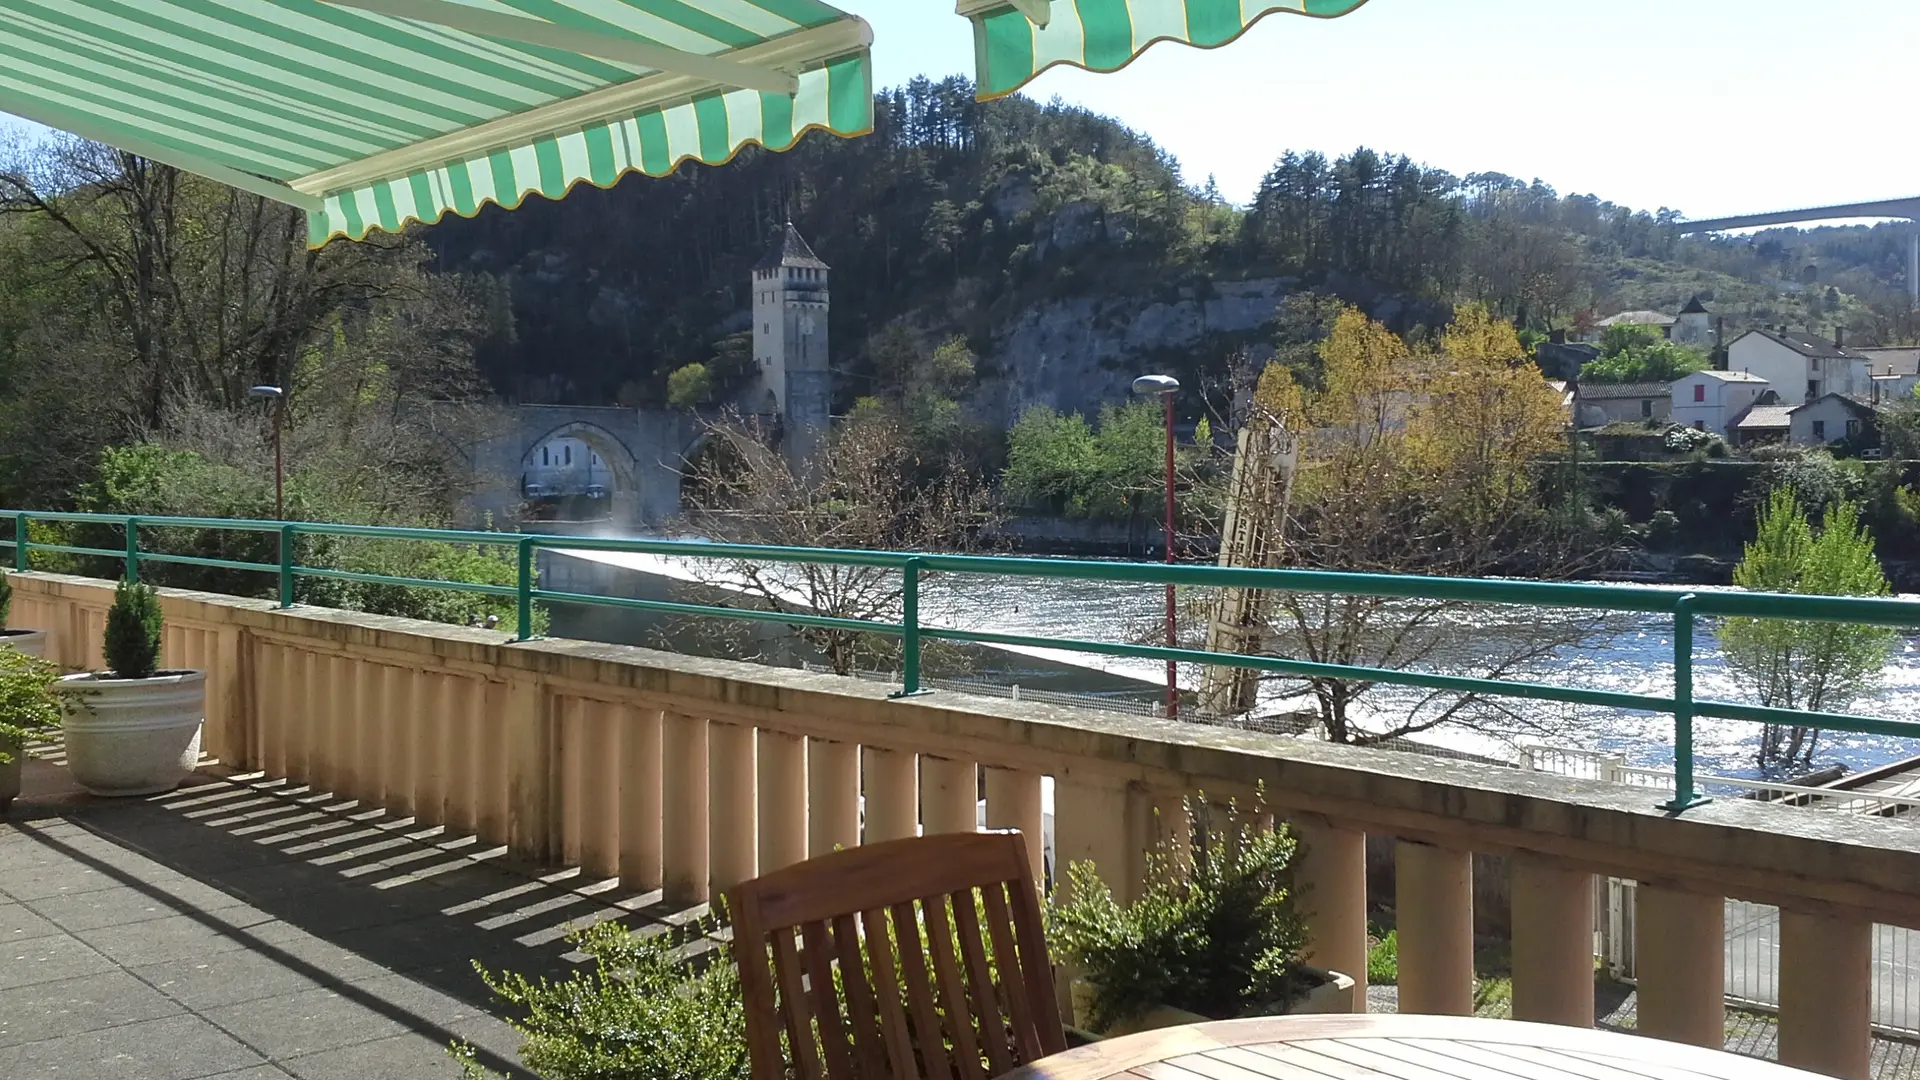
[520,420,642,523]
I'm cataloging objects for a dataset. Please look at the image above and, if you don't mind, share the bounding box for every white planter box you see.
[1071,965,1358,1037]
[57,670,205,796]
[0,629,47,658]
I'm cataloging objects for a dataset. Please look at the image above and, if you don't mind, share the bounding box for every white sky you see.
[3,0,1915,221]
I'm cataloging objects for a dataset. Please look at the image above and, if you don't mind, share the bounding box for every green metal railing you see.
[6,509,1919,812]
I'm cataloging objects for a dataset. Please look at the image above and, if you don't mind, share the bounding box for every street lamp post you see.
[247,386,286,520]
[1132,373,1181,719]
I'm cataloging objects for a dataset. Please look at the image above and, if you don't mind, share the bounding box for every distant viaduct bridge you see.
[1681,196,1920,308]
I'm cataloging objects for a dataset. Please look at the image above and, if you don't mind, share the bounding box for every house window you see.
[1808,380,1820,399]
[541,447,549,466]
[1847,419,1861,437]
[1641,400,1653,418]
[1812,420,1826,441]
[1694,421,1705,431]
[1693,384,1706,403]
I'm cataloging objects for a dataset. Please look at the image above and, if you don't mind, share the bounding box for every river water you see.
[543,549,1920,781]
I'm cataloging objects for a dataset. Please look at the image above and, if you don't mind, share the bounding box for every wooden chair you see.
[728,830,1067,1080]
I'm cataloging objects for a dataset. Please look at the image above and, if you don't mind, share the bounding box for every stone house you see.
[1669,370,1768,439]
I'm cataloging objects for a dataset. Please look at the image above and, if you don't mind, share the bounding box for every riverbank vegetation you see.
[1722,488,1897,770]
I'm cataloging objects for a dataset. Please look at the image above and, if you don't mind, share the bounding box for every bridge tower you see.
[751,223,831,468]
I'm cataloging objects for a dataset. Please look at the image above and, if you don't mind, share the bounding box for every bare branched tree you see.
[1245,304,1624,746]
[0,136,492,520]
[678,408,995,675]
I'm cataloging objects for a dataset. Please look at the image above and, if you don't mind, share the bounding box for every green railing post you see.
[516,536,536,642]
[124,516,140,582]
[278,524,297,608]
[891,557,930,698]
[1661,593,1708,812]
[12,512,26,572]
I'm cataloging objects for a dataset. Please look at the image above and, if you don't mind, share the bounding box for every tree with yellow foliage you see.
[1245,302,1617,744]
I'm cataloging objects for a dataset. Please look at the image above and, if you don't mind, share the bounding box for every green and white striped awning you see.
[0,0,873,245]
[960,0,1369,100]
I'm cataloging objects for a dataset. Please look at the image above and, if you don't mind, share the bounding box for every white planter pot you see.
[0,629,47,658]
[57,670,205,797]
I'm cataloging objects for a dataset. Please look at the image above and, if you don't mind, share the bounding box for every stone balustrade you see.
[10,571,1920,1080]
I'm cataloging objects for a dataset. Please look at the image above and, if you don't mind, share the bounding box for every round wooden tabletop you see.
[1000,1015,1828,1080]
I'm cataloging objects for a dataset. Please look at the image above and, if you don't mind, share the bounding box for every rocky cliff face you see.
[968,273,1447,426]
[977,277,1293,425]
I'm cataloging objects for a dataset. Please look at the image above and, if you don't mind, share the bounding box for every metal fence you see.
[1530,745,1920,1035]
[7,508,1920,813]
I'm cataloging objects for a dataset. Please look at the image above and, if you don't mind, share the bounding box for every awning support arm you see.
[320,0,799,95]
[0,89,324,213]
[956,0,1051,29]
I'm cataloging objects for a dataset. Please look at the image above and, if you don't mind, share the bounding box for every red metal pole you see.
[1163,392,1178,719]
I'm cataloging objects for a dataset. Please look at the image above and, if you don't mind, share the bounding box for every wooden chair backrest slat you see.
[730,830,1066,1080]
[890,900,957,1080]
[949,889,1017,1077]
[769,928,824,1080]
[802,919,857,1080]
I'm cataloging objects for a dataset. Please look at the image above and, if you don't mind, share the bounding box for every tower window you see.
[541,447,549,466]
[564,445,572,466]
[763,323,770,334]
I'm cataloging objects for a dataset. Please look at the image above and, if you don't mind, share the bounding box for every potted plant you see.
[1047,796,1356,1037]
[0,572,48,658]
[0,647,62,811]
[56,580,205,796]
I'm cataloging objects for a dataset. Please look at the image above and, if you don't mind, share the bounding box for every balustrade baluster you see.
[808,738,858,856]
[661,711,709,906]
[708,719,757,891]
[1396,840,1474,1016]
[756,730,807,871]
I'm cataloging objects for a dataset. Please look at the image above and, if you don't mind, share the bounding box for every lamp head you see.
[1131,374,1180,396]
[247,385,284,400]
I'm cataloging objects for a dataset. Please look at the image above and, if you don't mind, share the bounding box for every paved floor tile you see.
[203,1067,299,1079]
[78,911,271,967]
[0,1011,264,1080]
[0,857,119,902]
[281,1032,476,1080]
[346,969,485,1027]
[0,902,66,945]
[0,933,118,991]
[132,950,331,1012]
[29,884,203,932]
[203,986,410,1060]
[0,969,185,1047]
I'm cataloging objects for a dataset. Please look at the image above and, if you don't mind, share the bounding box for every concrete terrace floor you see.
[0,753,715,1080]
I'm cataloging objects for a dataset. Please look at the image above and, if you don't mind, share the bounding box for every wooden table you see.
[1001,1016,1829,1080]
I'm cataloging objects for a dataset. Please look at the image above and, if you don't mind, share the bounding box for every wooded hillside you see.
[423,76,1917,412]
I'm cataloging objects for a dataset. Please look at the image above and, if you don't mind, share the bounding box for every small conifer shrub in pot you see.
[56,580,205,796]
[1047,794,1356,1036]
[0,646,62,810]
[0,572,49,659]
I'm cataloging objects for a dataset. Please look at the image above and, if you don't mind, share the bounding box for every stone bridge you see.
[467,404,699,528]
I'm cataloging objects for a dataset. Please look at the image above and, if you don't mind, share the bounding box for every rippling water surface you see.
[548,548,1920,780]
[924,575,1920,779]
